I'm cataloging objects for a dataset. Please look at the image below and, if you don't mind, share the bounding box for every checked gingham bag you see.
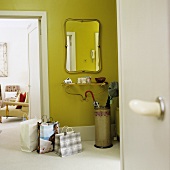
[55,127,82,157]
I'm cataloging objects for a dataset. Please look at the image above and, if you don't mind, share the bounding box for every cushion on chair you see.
[4,92,17,99]
[16,92,26,109]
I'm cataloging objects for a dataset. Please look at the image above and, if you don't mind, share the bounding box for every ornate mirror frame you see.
[64,18,101,73]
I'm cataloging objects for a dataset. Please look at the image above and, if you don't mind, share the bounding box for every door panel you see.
[28,21,41,119]
[117,0,170,169]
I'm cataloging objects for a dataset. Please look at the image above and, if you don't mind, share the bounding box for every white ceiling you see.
[0,19,38,28]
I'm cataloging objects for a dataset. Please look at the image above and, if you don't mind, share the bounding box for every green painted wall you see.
[0,0,118,127]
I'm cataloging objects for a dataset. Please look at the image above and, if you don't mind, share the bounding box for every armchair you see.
[0,92,29,123]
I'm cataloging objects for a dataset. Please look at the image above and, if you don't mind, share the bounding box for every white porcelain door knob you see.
[129,97,165,119]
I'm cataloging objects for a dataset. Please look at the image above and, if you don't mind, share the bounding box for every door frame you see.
[66,32,76,71]
[116,1,124,170]
[0,11,50,118]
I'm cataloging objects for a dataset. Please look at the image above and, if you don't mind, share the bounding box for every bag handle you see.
[47,117,53,123]
[66,127,74,132]
[41,115,48,122]
[41,115,54,123]
[61,126,74,135]
[61,126,69,133]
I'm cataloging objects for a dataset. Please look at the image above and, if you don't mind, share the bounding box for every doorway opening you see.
[0,11,49,119]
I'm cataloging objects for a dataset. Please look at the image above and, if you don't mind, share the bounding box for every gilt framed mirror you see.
[64,18,101,73]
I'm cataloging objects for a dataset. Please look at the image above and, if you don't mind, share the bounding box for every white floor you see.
[0,117,120,170]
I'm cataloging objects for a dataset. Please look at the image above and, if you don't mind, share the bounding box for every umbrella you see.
[85,90,100,108]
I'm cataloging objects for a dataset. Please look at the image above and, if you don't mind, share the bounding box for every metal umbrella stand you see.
[85,90,112,148]
[94,81,119,148]
[94,106,113,148]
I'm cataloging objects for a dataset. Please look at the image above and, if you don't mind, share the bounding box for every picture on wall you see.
[0,42,8,77]
[0,84,1,100]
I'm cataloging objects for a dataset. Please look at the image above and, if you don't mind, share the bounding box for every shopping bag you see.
[20,119,39,152]
[37,121,59,154]
[55,126,74,146]
[55,127,82,157]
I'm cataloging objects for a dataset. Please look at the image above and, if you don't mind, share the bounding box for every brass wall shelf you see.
[62,82,108,86]
[62,82,108,100]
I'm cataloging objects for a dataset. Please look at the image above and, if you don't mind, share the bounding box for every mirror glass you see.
[65,19,101,73]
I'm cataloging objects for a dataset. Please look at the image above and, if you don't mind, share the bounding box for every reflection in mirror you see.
[65,19,101,73]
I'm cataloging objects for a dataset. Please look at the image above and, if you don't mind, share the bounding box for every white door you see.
[28,20,41,119]
[117,0,170,170]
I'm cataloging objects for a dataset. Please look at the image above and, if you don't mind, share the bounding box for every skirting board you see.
[64,124,116,141]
